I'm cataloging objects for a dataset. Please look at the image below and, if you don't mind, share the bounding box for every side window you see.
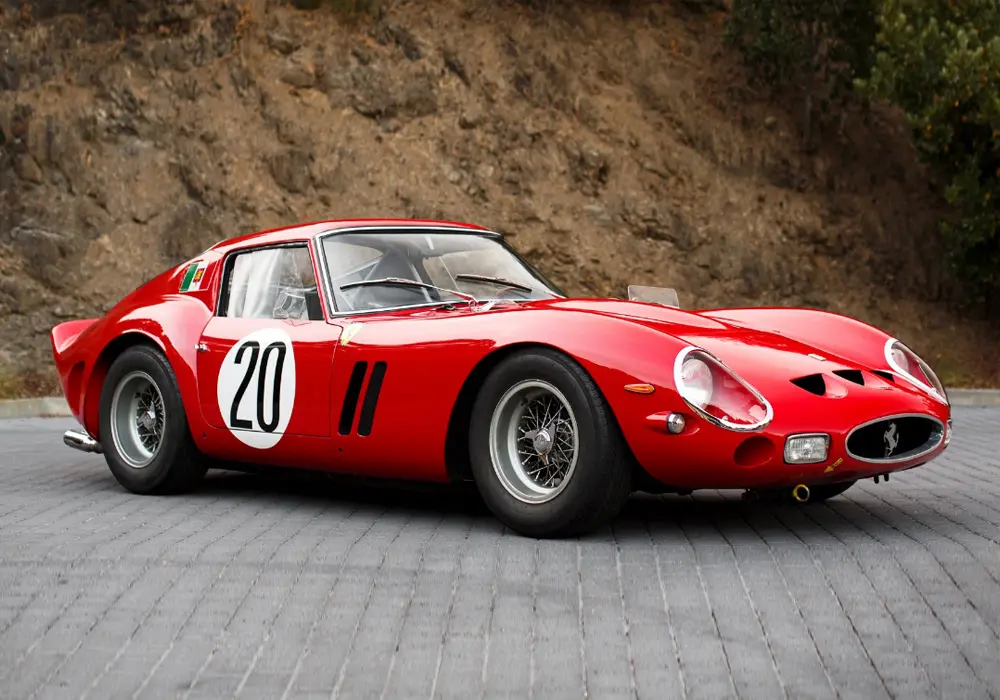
[220,245,324,320]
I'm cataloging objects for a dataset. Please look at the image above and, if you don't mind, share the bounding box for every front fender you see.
[470,308,697,470]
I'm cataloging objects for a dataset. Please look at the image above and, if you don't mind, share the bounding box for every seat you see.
[361,253,427,308]
[304,288,323,320]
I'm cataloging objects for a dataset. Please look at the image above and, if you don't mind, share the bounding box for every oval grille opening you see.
[846,415,944,463]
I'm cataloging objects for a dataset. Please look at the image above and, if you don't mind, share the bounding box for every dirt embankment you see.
[1,0,997,395]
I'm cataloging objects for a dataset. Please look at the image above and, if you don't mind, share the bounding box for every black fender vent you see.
[846,415,944,463]
[357,361,387,437]
[833,369,865,385]
[338,361,369,435]
[791,374,826,396]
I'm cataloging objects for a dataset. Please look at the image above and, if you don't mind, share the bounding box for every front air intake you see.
[790,374,826,396]
[846,414,944,463]
[833,369,865,385]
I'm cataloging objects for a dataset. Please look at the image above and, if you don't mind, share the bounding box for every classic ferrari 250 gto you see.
[52,219,953,537]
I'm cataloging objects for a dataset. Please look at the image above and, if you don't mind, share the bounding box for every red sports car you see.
[51,219,953,537]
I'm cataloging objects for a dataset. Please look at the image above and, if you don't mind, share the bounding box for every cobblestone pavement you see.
[0,408,998,700]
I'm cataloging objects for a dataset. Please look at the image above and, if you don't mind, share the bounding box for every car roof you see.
[207,218,496,256]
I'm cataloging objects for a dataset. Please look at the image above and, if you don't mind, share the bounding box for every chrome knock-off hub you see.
[139,408,157,432]
[531,427,554,456]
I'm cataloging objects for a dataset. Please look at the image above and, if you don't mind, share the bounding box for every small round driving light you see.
[666,413,686,434]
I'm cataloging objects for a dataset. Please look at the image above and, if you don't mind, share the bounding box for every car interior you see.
[221,245,326,321]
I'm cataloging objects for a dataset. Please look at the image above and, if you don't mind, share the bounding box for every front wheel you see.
[99,344,206,494]
[469,349,632,538]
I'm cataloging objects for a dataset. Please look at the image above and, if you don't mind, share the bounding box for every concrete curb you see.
[1,388,999,420]
[947,389,1000,406]
[0,396,72,419]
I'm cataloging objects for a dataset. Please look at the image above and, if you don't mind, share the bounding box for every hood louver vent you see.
[790,374,826,396]
[833,369,865,385]
[871,370,895,383]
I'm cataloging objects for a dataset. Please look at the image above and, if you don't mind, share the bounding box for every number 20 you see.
[230,340,286,432]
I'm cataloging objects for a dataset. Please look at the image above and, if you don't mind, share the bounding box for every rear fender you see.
[50,319,99,420]
[53,256,222,438]
[53,296,212,440]
[80,299,213,440]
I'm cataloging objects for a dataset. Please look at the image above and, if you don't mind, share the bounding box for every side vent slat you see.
[357,361,387,437]
[833,369,865,386]
[338,361,369,435]
[790,374,826,396]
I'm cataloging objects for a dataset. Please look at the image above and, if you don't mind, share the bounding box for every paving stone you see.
[1,410,999,698]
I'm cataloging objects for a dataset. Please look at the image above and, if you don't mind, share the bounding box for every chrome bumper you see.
[64,430,103,454]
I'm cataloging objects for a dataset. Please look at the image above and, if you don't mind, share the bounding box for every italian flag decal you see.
[180,261,207,292]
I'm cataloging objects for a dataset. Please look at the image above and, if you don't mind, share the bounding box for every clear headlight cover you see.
[673,347,773,431]
[884,339,948,404]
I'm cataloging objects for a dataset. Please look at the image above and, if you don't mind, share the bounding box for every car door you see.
[196,242,338,450]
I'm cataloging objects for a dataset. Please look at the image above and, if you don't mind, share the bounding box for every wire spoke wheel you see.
[110,370,165,469]
[489,379,579,504]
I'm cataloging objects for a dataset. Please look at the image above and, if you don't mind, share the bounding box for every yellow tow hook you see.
[791,484,811,503]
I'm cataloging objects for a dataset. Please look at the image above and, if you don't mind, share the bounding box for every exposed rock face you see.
[0,0,996,390]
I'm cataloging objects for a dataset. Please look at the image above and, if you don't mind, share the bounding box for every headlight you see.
[679,356,713,408]
[784,434,830,464]
[884,339,948,404]
[674,347,773,431]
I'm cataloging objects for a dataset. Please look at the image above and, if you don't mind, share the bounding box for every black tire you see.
[469,348,632,538]
[98,344,206,495]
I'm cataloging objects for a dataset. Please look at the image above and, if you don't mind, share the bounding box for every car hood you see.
[536,299,891,388]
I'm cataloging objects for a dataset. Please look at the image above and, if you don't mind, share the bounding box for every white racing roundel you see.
[216,328,296,449]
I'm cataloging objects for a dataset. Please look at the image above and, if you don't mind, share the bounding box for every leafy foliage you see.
[859,0,1000,306]
[725,0,878,143]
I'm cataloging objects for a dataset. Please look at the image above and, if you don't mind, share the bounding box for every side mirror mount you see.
[627,285,680,309]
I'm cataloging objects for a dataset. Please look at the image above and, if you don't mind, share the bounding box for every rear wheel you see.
[99,344,206,494]
[469,349,632,537]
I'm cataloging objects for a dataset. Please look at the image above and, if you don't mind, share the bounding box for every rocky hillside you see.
[1,0,998,395]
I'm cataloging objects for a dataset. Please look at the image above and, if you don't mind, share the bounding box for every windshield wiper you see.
[339,277,477,303]
[454,274,533,293]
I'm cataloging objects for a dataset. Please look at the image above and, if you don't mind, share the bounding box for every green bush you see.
[858,0,1000,307]
[725,0,878,143]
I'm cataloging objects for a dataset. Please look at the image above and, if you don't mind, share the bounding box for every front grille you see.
[846,414,944,463]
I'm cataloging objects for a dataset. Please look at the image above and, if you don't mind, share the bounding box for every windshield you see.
[320,231,564,313]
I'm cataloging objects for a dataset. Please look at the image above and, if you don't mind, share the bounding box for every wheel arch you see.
[82,331,165,439]
[443,341,643,483]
